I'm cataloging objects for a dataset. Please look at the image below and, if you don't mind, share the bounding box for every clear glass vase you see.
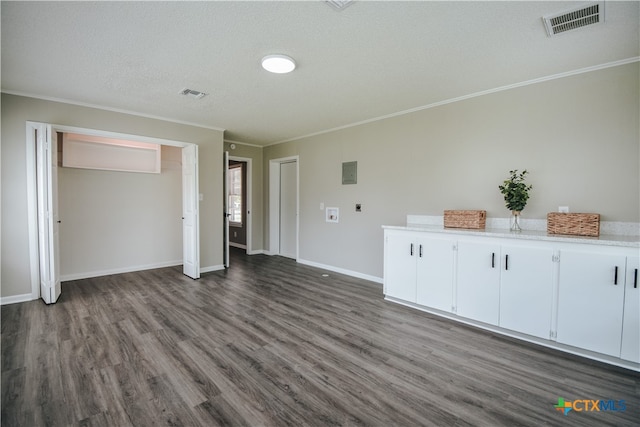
[510,211,522,231]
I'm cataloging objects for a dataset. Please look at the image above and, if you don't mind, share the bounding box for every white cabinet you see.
[384,230,455,311]
[556,250,626,357]
[384,230,418,303]
[456,240,554,337]
[382,226,639,370]
[621,256,640,363]
[416,237,455,312]
[456,240,501,325]
[499,244,555,339]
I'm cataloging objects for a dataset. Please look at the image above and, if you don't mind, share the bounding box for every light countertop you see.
[382,224,640,248]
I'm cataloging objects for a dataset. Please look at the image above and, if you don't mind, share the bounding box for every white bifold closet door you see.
[223,151,230,268]
[36,124,61,304]
[182,144,200,279]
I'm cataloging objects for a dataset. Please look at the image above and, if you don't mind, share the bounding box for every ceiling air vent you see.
[543,2,604,36]
[180,88,207,99]
[325,0,354,11]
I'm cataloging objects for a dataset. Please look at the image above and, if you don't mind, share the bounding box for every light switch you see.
[199,193,204,201]
[320,202,325,210]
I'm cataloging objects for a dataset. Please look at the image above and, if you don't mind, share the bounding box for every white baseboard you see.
[297,258,383,284]
[247,249,267,255]
[200,264,225,274]
[1,293,38,305]
[60,260,183,282]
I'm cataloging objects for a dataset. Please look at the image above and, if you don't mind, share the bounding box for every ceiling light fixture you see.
[261,54,296,74]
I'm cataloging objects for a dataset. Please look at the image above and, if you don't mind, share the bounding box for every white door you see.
[36,124,61,304]
[182,144,200,279]
[223,151,230,268]
[279,161,297,259]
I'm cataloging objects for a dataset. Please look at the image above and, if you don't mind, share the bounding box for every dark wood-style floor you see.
[2,248,638,426]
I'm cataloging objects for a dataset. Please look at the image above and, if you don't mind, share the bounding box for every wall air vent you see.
[180,88,207,99]
[325,0,354,11]
[543,2,604,36]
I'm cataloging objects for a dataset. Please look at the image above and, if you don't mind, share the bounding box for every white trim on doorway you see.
[229,155,253,255]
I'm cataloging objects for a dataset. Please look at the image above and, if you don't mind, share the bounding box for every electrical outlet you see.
[559,206,569,213]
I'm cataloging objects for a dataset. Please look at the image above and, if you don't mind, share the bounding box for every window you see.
[228,165,243,225]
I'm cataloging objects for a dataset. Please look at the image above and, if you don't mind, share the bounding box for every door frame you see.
[268,155,299,259]
[26,122,200,300]
[228,155,253,255]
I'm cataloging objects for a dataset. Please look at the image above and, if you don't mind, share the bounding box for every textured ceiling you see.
[2,1,639,146]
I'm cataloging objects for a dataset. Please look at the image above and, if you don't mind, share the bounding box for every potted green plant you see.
[498,169,532,231]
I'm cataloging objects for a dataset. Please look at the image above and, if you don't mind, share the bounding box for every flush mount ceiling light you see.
[261,54,296,74]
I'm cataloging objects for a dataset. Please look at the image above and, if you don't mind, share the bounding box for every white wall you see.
[264,62,640,280]
[58,145,182,279]
[1,94,224,299]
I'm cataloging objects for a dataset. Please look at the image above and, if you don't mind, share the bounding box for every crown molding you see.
[0,90,226,133]
[266,57,640,146]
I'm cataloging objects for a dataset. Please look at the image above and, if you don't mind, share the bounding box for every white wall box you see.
[383,225,639,371]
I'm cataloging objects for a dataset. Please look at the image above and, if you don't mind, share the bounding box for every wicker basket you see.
[547,213,600,237]
[444,210,486,229]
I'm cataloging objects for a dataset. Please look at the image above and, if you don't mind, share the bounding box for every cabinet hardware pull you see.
[419,244,423,258]
[614,266,618,285]
[491,252,495,268]
[505,254,509,271]
[410,243,414,256]
[634,268,638,289]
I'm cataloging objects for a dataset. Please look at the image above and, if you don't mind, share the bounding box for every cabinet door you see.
[456,240,501,325]
[384,231,417,303]
[416,237,455,312]
[621,256,640,363]
[499,245,554,339]
[556,250,626,357]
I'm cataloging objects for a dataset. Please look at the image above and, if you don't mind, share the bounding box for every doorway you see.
[268,156,299,259]
[228,160,247,249]
[223,155,253,267]
[26,122,201,303]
